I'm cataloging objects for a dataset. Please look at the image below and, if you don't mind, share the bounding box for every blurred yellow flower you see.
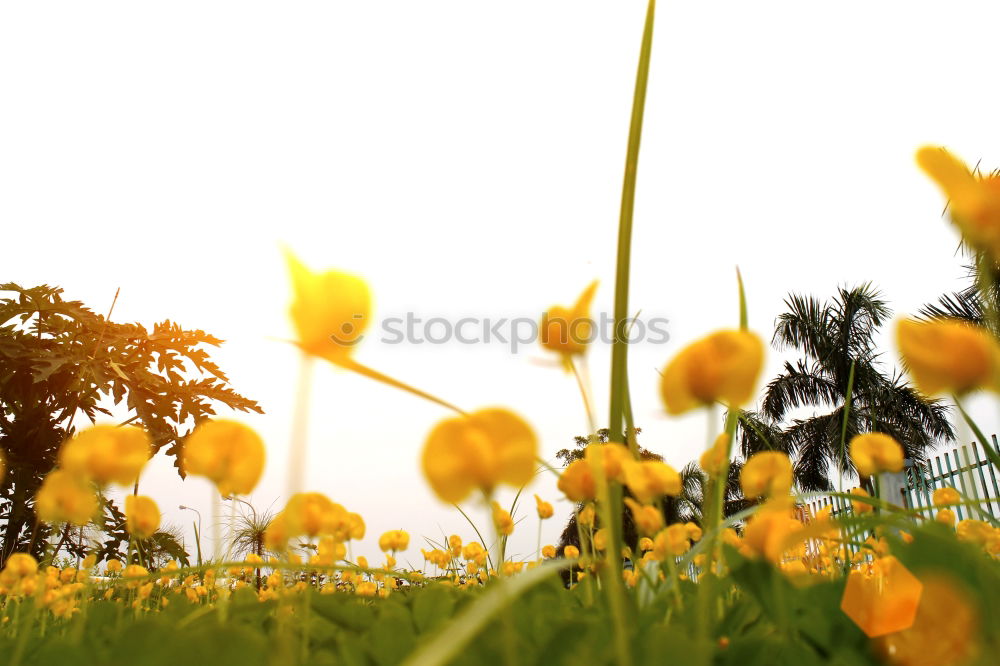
[624,498,663,536]
[653,524,690,558]
[916,146,1000,262]
[557,443,630,502]
[874,574,979,666]
[849,433,904,478]
[448,534,463,557]
[896,318,1000,397]
[182,420,266,497]
[59,424,151,487]
[956,519,992,546]
[638,537,654,552]
[659,330,764,414]
[592,528,608,551]
[540,281,599,359]
[263,512,288,551]
[105,559,122,574]
[422,408,537,504]
[684,522,703,542]
[932,486,960,507]
[935,509,956,527]
[534,494,554,520]
[740,451,793,500]
[347,512,366,541]
[285,249,371,362]
[700,433,730,477]
[577,504,596,528]
[541,545,556,559]
[622,459,680,504]
[0,553,38,582]
[741,503,804,563]
[125,495,161,540]
[849,487,874,514]
[283,493,340,539]
[492,502,514,536]
[36,469,98,526]
[840,556,922,637]
[563,545,580,559]
[378,530,410,552]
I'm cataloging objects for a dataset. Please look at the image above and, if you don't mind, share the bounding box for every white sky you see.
[4,1,1000,565]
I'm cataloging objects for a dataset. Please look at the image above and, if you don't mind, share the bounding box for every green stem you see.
[608,0,656,445]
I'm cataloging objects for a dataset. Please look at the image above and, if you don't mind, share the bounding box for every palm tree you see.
[741,284,954,491]
[920,254,1000,336]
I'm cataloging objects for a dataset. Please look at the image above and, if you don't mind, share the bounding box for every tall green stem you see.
[608,0,656,447]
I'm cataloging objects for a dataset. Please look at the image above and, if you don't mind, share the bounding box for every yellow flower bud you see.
[59,425,151,487]
[422,408,537,504]
[182,420,265,497]
[700,434,730,477]
[624,498,664,537]
[896,318,1000,397]
[740,452,793,500]
[125,495,161,540]
[935,509,956,527]
[541,545,556,559]
[534,494,554,520]
[540,281,598,358]
[577,504,596,528]
[563,545,580,559]
[492,502,514,536]
[916,146,1000,263]
[36,469,98,526]
[849,433,904,478]
[660,330,764,414]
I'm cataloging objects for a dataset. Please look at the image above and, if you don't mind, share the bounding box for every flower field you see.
[3,2,1000,665]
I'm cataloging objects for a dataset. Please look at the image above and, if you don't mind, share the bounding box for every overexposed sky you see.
[3,1,1000,563]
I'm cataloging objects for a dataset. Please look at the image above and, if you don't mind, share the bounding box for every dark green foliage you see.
[0,283,262,564]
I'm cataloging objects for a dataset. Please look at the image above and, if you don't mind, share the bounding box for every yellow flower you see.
[285,249,371,362]
[849,487,874,514]
[659,330,764,414]
[638,537,654,552]
[935,509,956,527]
[849,433,904,478]
[36,470,98,526]
[624,498,663,536]
[125,495,161,540]
[563,545,580,559]
[592,528,608,551]
[652,524,690,558]
[492,502,514,536]
[534,494,554,520]
[58,424,151,487]
[347,512,366,541]
[448,535,463,557]
[123,564,149,589]
[741,503,804,563]
[1,553,38,582]
[956,519,992,546]
[557,443,630,502]
[916,146,1000,262]
[700,433,730,477]
[283,493,341,539]
[840,556,922,637]
[684,522,703,542]
[462,542,486,564]
[622,459,681,504]
[740,451,793,500]
[105,559,122,574]
[422,408,537,504]
[378,530,410,552]
[182,420,266,497]
[541,545,556,559]
[932,486,961,507]
[577,504,596,528]
[540,281,598,358]
[896,318,1000,397]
